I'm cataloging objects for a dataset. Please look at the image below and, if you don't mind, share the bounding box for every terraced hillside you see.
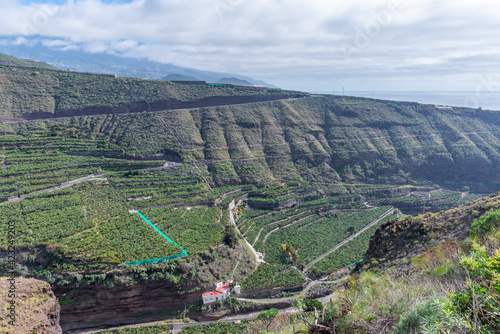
[0,64,305,117]
[3,95,499,191]
[2,64,500,331]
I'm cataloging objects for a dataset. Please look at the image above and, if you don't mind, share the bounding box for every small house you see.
[201,280,233,305]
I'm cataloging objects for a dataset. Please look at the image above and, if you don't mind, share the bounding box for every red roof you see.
[202,291,223,297]
[216,284,229,292]
[202,283,229,298]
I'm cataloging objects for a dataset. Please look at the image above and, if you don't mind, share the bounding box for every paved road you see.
[0,161,182,205]
[303,207,395,271]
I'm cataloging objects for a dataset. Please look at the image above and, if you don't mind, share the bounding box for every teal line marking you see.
[124,252,187,266]
[124,210,188,265]
[345,259,363,268]
[137,211,173,242]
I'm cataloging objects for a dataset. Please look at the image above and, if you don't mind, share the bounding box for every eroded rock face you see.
[0,277,62,334]
[56,280,204,333]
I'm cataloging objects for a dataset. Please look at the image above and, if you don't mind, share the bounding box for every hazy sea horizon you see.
[311,91,500,111]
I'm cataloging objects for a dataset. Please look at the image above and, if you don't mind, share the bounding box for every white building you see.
[202,280,233,305]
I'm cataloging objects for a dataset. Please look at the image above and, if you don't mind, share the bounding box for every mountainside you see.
[163,73,203,81]
[4,94,497,192]
[362,192,500,272]
[0,42,275,86]
[2,63,500,333]
[0,64,304,117]
[0,52,57,69]
[217,77,254,85]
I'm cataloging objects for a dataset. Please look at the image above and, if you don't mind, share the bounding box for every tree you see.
[304,299,323,312]
[257,308,279,331]
[223,225,239,247]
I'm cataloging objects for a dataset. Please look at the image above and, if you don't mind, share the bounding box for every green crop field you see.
[239,263,305,290]
[308,214,396,277]
[95,324,171,334]
[262,206,392,267]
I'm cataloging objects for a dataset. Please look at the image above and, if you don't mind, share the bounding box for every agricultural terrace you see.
[107,170,247,208]
[308,213,396,276]
[0,133,165,199]
[0,131,235,267]
[95,324,172,334]
[1,182,182,263]
[239,263,306,291]
[252,205,392,267]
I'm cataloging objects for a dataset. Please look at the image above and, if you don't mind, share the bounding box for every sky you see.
[1,0,500,92]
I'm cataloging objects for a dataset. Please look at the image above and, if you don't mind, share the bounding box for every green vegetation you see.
[0,52,57,69]
[1,181,182,263]
[143,206,223,255]
[180,322,248,334]
[239,263,305,290]
[309,214,396,277]
[95,324,171,333]
[263,206,392,267]
[452,240,500,332]
[257,308,279,331]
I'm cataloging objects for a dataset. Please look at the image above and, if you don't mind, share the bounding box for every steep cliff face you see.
[51,242,255,333]
[14,95,499,191]
[57,280,204,333]
[0,277,62,334]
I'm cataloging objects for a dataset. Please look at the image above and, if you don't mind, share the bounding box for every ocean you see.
[315,91,500,111]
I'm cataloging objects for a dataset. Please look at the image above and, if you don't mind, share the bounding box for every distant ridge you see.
[217,77,254,86]
[162,73,203,82]
[0,39,278,87]
[0,52,57,70]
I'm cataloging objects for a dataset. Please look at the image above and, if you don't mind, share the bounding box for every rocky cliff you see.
[361,192,500,272]
[57,279,204,333]
[0,277,62,334]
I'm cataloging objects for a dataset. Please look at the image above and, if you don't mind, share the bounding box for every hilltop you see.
[0,52,57,70]
[217,77,254,85]
[0,64,304,117]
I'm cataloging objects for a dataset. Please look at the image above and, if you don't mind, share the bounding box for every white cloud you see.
[0,0,500,91]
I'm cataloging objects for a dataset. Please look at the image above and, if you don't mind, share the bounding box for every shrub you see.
[392,299,439,334]
[471,209,500,236]
[304,299,323,312]
[452,241,500,333]
[419,298,470,334]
